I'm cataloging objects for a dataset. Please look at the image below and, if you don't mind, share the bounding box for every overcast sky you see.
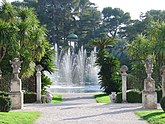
[90,0,165,19]
[3,0,165,19]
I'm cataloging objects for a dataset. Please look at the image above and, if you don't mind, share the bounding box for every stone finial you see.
[10,58,23,74]
[36,65,43,72]
[120,65,128,74]
[144,58,153,78]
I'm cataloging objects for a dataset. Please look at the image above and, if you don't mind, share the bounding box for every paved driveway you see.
[13,93,149,124]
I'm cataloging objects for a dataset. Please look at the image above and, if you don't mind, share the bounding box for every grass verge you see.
[136,110,165,124]
[51,94,62,104]
[0,112,40,124]
[94,94,110,103]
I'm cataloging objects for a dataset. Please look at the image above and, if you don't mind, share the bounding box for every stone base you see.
[142,91,157,109]
[9,91,23,109]
[122,100,127,103]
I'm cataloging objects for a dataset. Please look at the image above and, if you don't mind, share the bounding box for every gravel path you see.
[12,93,149,124]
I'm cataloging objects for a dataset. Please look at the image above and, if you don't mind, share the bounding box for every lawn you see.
[0,112,40,124]
[51,94,62,104]
[94,94,111,103]
[136,110,165,124]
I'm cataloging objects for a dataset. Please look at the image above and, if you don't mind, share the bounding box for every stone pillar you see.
[121,65,128,103]
[9,58,23,109]
[36,65,43,102]
[142,58,157,109]
[160,66,165,97]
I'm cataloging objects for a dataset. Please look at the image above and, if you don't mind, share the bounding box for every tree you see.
[111,39,130,66]
[91,38,121,94]
[12,0,80,46]
[102,7,131,39]
[127,20,165,89]
[76,0,101,47]
[12,0,102,50]
[0,2,54,92]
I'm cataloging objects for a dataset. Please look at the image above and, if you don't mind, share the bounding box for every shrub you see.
[115,89,142,103]
[156,89,162,103]
[160,96,165,112]
[41,75,53,95]
[24,92,37,103]
[116,92,122,103]
[0,96,11,112]
[0,91,9,97]
[127,90,142,103]
[96,49,121,94]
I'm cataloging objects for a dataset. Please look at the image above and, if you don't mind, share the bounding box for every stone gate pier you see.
[142,58,157,109]
[9,58,23,109]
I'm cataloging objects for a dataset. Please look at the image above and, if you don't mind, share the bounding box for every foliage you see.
[160,97,165,112]
[96,49,121,94]
[94,93,110,103]
[111,39,130,66]
[127,21,165,87]
[136,110,165,124]
[115,89,142,103]
[102,7,131,39]
[126,90,142,103]
[0,92,11,112]
[91,38,121,94]
[115,92,122,103]
[41,75,53,95]
[0,75,10,92]
[0,2,48,81]
[156,89,162,103]
[0,112,41,124]
[37,42,55,74]
[0,2,55,93]
[51,94,62,104]
[10,0,165,93]
[24,92,37,103]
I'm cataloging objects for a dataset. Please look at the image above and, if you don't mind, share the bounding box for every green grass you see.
[136,110,165,124]
[0,112,40,124]
[94,94,111,103]
[51,94,62,104]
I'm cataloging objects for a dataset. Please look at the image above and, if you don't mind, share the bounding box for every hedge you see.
[0,91,11,112]
[116,89,142,103]
[24,92,37,103]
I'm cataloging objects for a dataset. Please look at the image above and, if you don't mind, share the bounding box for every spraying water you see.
[46,44,101,93]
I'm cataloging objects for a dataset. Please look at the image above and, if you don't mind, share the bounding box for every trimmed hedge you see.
[0,91,11,112]
[24,92,37,103]
[116,89,142,103]
[156,89,162,103]
[0,91,9,97]
[160,96,165,112]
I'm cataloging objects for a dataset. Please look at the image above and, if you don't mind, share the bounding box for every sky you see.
[90,0,165,19]
[3,0,165,19]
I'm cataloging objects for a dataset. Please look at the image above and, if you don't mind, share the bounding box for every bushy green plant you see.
[156,89,162,103]
[0,92,11,112]
[116,92,122,103]
[24,92,37,103]
[127,90,142,103]
[0,91,8,97]
[160,96,165,112]
[0,76,10,92]
[96,49,121,94]
[41,74,53,95]
[116,89,142,103]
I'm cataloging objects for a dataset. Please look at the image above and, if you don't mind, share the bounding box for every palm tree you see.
[90,37,114,50]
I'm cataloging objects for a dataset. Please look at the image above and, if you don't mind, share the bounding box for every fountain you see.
[45,44,101,93]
